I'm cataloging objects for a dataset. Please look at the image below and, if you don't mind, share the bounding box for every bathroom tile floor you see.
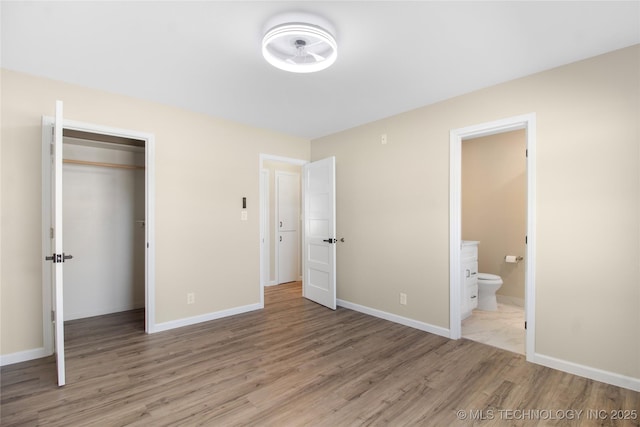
[462,303,525,355]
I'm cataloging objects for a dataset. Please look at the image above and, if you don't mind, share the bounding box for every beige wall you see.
[2,45,639,384]
[462,130,526,301]
[311,45,640,379]
[0,69,309,355]
[262,160,302,284]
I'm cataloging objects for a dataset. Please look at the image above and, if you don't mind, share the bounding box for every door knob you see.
[322,238,337,244]
[45,253,73,263]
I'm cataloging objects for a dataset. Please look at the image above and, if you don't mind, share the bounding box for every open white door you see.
[303,157,336,309]
[46,100,68,386]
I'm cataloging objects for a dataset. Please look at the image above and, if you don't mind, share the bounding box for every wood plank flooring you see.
[2,282,638,426]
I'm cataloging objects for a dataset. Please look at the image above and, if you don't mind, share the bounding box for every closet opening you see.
[61,129,146,326]
[42,110,156,386]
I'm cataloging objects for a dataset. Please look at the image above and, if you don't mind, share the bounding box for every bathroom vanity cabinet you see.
[461,241,479,319]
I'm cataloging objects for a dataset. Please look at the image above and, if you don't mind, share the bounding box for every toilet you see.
[477,273,503,311]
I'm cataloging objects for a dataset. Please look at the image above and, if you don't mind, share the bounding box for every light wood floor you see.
[2,282,638,426]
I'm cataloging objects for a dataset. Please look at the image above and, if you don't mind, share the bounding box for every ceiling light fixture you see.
[262,22,337,73]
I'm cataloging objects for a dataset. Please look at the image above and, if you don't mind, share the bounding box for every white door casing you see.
[42,101,156,386]
[260,169,270,295]
[449,113,536,362]
[303,157,336,310]
[258,154,306,303]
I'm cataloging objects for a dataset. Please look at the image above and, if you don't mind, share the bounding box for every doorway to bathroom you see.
[460,130,526,354]
[449,113,536,361]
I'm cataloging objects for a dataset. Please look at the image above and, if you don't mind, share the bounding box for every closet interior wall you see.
[62,136,145,320]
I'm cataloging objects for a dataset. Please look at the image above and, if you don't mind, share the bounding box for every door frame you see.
[260,169,270,292]
[449,113,536,361]
[42,116,156,355]
[259,154,307,306]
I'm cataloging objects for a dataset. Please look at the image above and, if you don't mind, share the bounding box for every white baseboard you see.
[151,302,263,333]
[533,353,640,392]
[337,299,450,338]
[336,299,639,392]
[0,347,51,367]
[65,302,145,321]
[265,280,278,287]
[496,295,525,307]
[6,302,636,393]
[1,303,263,365]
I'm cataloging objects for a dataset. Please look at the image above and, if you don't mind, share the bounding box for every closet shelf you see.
[63,159,145,170]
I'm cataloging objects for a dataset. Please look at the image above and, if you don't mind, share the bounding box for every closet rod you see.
[63,159,145,170]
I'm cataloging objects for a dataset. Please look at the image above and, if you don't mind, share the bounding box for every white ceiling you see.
[2,1,639,139]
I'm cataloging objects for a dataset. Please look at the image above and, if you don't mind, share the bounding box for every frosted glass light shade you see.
[262,23,337,73]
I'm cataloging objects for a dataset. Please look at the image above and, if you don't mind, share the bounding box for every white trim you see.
[449,130,462,338]
[0,347,50,367]
[496,295,525,307]
[65,304,145,322]
[337,299,450,338]
[260,154,307,166]
[274,171,280,286]
[533,353,640,392]
[449,113,536,364]
[153,303,262,333]
[145,134,157,333]
[259,169,270,305]
[259,154,308,306]
[42,116,157,342]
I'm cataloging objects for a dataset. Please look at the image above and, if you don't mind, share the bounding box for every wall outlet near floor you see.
[400,292,407,305]
[187,292,195,304]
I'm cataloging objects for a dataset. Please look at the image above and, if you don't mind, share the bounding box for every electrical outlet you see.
[400,292,407,305]
[381,133,388,145]
[187,292,195,304]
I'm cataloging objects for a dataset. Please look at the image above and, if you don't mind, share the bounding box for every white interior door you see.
[278,231,299,283]
[48,100,67,386]
[303,157,336,309]
[277,172,300,284]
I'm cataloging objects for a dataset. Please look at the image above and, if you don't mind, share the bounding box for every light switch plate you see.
[241,210,248,221]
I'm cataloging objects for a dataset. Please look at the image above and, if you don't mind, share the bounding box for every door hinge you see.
[51,310,55,322]
[524,321,527,330]
[526,149,528,157]
[525,235,528,244]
